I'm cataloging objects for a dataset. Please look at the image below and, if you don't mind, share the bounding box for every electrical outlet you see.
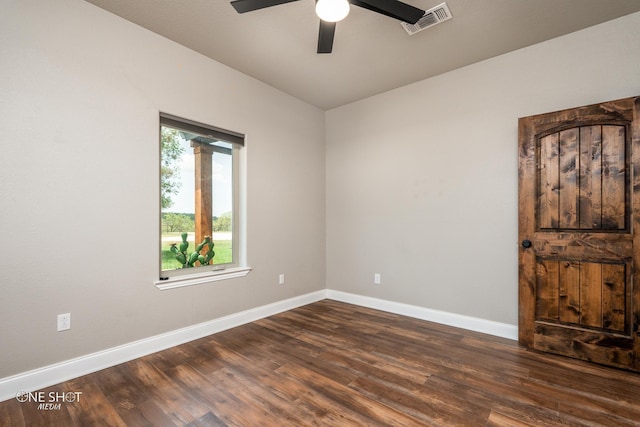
[279,273,285,285]
[374,273,381,285]
[57,313,71,331]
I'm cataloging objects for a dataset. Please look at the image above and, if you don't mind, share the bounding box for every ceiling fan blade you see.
[350,0,424,24]
[231,0,302,13]
[317,20,336,54]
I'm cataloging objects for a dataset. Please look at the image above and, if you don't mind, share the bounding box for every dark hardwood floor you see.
[2,299,640,426]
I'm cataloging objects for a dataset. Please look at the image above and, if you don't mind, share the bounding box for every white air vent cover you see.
[401,2,452,35]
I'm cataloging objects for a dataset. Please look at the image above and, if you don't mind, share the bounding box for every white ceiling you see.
[84,0,640,110]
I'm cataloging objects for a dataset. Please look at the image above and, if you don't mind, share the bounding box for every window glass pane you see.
[160,123,235,273]
[212,150,233,264]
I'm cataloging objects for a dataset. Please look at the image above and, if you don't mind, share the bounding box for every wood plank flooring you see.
[2,299,640,426]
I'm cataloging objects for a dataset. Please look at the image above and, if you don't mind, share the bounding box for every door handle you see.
[521,239,532,248]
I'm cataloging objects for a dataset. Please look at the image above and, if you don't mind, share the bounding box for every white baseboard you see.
[0,289,517,403]
[326,290,518,341]
[0,290,326,403]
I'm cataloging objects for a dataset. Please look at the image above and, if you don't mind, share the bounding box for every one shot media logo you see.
[15,390,82,410]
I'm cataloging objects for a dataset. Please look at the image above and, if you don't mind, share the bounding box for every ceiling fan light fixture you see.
[315,0,350,22]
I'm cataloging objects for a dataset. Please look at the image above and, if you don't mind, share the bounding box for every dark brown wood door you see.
[518,96,640,371]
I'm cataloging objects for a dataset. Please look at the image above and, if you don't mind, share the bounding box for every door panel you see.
[519,96,640,371]
[535,260,627,331]
[537,125,627,231]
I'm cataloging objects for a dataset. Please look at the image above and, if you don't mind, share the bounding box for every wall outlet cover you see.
[57,313,71,331]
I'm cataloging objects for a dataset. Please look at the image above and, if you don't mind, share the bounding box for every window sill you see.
[155,266,252,290]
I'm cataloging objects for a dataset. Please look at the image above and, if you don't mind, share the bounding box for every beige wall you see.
[325,12,640,325]
[0,0,325,378]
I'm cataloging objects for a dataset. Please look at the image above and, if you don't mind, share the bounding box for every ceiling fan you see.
[230,0,425,54]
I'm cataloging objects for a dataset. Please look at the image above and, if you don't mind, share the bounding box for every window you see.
[158,113,247,286]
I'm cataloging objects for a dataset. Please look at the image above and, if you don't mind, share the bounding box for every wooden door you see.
[519,96,640,371]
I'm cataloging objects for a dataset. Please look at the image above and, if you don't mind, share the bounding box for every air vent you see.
[401,2,452,35]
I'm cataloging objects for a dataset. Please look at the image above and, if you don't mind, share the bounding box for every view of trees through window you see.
[160,123,235,272]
